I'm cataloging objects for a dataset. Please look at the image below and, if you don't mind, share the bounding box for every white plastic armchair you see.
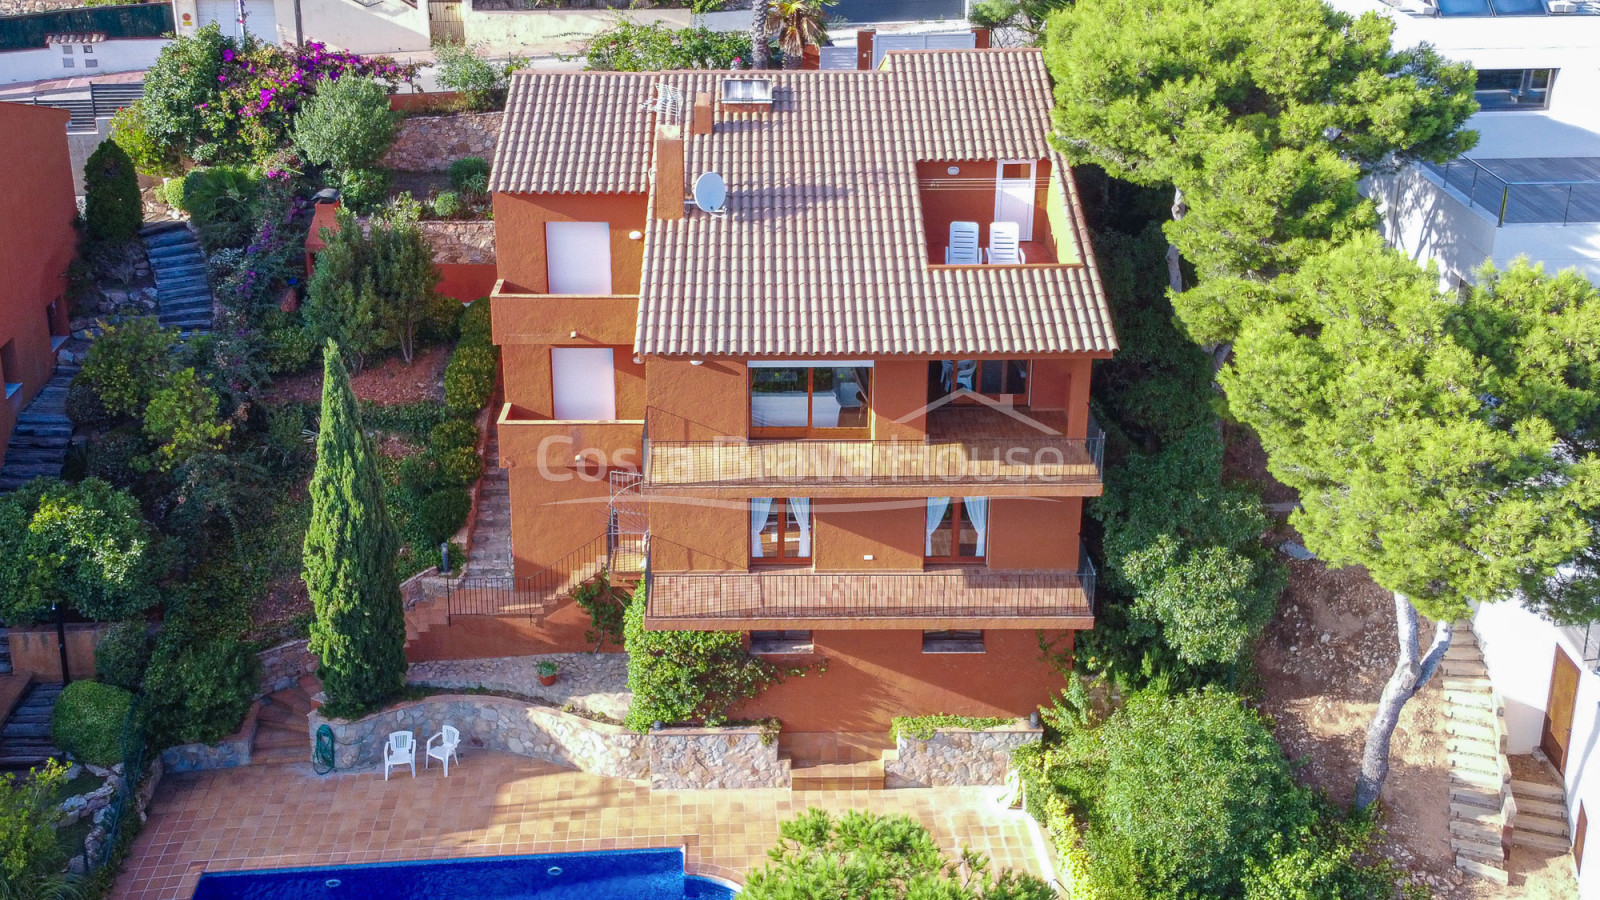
[384,730,416,780]
[986,221,1026,265]
[945,221,981,264]
[426,725,461,776]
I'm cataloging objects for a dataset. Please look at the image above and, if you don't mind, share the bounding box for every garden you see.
[0,26,509,899]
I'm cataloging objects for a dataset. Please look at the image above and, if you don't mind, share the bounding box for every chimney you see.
[654,122,685,220]
[856,29,875,70]
[971,27,991,49]
[801,45,821,70]
[692,92,713,135]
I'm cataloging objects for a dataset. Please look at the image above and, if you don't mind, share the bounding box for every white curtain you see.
[966,497,989,557]
[750,497,774,558]
[925,497,951,556]
[789,497,812,557]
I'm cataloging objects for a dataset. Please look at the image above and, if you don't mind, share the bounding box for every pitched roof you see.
[492,49,1116,359]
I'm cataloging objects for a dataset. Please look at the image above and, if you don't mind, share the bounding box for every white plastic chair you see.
[986,221,1026,265]
[426,725,461,776]
[945,221,981,264]
[384,731,415,780]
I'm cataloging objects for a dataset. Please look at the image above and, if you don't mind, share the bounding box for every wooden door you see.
[1541,647,1581,773]
[428,0,464,44]
[1576,804,1588,874]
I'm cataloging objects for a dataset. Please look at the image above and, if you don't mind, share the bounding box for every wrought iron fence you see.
[92,697,148,871]
[1424,158,1600,226]
[26,82,145,132]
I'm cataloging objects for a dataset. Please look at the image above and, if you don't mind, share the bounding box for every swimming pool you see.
[191,848,737,899]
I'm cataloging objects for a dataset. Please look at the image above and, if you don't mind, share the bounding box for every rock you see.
[85,763,111,778]
[1319,633,1331,644]
[1278,541,1316,561]
[63,763,83,781]
[58,795,88,816]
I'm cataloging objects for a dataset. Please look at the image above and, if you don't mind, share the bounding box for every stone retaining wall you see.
[420,221,496,265]
[648,726,789,790]
[885,720,1042,788]
[256,639,316,697]
[159,703,259,773]
[310,694,650,779]
[382,112,502,173]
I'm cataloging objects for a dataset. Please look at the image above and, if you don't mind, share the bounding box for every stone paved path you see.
[408,653,630,721]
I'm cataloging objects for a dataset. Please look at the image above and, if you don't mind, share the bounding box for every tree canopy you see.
[0,478,160,625]
[1220,236,1600,624]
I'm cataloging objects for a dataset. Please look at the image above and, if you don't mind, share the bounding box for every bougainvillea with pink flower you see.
[134,24,418,166]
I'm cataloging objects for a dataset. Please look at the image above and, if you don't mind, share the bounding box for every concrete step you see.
[1452,788,1504,812]
[1511,779,1566,803]
[1447,737,1499,758]
[253,727,306,750]
[790,760,884,791]
[1513,828,1573,852]
[255,706,306,729]
[1450,766,1508,792]
[1445,721,1500,744]
[1454,833,1506,865]
[250,744,307,766]
[1442,659,1489,677]
[1516,812,1570,838]
[1444,690,1496,709]
[1456,855,1509,886]
[1518,797,1568,819]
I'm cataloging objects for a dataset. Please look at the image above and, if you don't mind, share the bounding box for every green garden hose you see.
[313,724,336,775]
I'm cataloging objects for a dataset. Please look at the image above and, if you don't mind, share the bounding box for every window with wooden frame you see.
[923,630,985,653]
[750,497,812,564]
[749,362,872,437]
[924,497,988,563]
[928,360,1029,404]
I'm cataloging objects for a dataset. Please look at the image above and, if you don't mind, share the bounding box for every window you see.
[47,301,68,352]
[1000,162,1030,180]
[81,43,93,53]
[1,340,21,400]
[751,498,812,563]
[544,222,612,294]
[749,630,813,654]
[1475,69,1555,111]
[550,347,615,420]
[61,44,72,54]
[749,362,871,434]
[924,497,988,562]
[923,630,984,654]
[61,58,73,68]
[930,360,1028,401]
[84,59,98,68]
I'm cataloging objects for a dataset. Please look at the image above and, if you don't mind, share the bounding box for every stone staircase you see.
[1442,623,1512,885]
[467,429,511,578]
[782,732,893,792]
[0,681,63,771]
[141,222,214,333]
[0,361,76,492]
[1510,761,1573,856]
[251,675,318,768]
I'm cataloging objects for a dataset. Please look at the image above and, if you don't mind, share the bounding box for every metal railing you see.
[445,533,622,620]
[644,426,1106,489]
[92,698,147,871]
[644,559,1097,624]
[1424,158,1600,226]
[26,82,144,132]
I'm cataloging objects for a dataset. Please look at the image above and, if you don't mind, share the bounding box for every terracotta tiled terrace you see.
[114,754,1054,900]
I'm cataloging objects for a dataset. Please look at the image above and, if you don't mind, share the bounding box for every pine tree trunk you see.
[1353,592,1454,810]
[750,3,769,69]
[1166,186,1187,295]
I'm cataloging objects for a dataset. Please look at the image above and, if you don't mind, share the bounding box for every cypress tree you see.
[303,340,408,711]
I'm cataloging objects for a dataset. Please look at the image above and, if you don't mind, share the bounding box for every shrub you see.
[293,75,398,176]
[261,401,313,469]
[178,165,264,251]
[51,680,133,767]
[95,619,153,692]
[433,43,525,112]
[143,631,258,746]
[585,21,751,72]
[0,478,160,624]
[444,343,498,415]
[0,760,70,900]
[406,487,471,548]
[85,427,149,488]
[458,297,492,344]
[84,140,142,245]
[264,316,318,375]
[76,317,180,418]
[433,445,483,486]
[143,368,233,471]
[161,175,187,209]
[429,418,479,453]
[361,399,449,438]
[304,205,449,367]
[448,157,491,195]
[335,167,389,213]
[66,379,113,430]
[110,103,178,176]
[623,583,780,731]
[430,190,463,219]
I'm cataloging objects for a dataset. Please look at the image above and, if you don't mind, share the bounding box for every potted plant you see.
[536,660,559,687]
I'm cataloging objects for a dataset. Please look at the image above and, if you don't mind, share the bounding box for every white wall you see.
[172,0,430,54]
[1474,600,1600,895]
[0,38,167,86]
[459,7,693,56]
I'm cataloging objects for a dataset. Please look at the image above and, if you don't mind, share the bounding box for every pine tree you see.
[303,340,408,712]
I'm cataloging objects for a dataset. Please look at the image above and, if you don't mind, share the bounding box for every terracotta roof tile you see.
[492,49,1116,358]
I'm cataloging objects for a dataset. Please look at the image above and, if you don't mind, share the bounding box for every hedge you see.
[51,681,133,767]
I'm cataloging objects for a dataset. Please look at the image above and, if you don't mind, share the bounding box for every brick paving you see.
[114,752,1052,900]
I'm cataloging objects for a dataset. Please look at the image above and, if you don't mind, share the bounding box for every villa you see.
[456,47,1115,762]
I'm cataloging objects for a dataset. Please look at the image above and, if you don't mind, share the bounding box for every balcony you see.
[1423,157,1600,226]
[490,280,638,346]
[497,404,642,469]
[644,562,1096,631]
[644,408,1104,496]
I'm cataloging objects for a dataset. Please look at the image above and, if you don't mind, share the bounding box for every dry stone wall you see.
[382,112,502,172]
[885,721,1041,788]
[255,639,316,697]
[420,221,496,265]
[647,727,790,790]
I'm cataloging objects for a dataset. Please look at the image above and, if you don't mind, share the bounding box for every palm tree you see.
[749,2,769,69]
[765,0,834,69]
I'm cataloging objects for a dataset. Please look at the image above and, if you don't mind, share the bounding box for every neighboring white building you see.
[0,31,166,85]
[169,0,432,55]
[1330,0,1600,284]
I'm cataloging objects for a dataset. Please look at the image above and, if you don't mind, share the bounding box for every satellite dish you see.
[693,172,727,216]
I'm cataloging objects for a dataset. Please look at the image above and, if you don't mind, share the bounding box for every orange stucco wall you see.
[736,628,1072,733]
[0,103,75,463]
[917,158,1056,258]
[501,344,645,419]
[437,263,497,302]
[492,192,649,294]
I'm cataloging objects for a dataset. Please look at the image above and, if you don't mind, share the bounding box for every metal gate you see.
[428,0,464,44]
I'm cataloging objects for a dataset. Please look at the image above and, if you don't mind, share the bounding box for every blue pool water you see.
[191,848,737,899]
